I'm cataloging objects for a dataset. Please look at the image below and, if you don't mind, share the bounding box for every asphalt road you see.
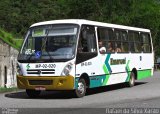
[0,71,160,114]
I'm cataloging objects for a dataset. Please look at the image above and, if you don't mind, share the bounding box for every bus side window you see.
[97,27,114,53]
[128,31,141,53]
[81,31,88,52]
[134,32,141,53]
[121,31,129,53]
[78,26,97,53]
[77,30,87,52]
[76,25,98,64]
[140,33,151,53]
[114,29,122,53]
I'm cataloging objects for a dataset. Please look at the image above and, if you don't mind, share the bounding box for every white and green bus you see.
[17,19,154,98]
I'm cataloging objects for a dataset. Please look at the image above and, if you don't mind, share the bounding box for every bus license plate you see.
[35,87,46,91]
[35,64,56,69]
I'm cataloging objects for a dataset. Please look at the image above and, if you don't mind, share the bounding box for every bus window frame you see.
[76,24,98,64]
[128,30,142,53]
[140,32,152,53]
[114,29,129,54]
[97,26,115,54]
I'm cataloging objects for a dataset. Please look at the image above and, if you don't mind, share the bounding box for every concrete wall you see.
[157,58,160,63]
[0,39,18,88]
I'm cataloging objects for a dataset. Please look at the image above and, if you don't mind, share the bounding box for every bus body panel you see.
[17,75,74,90]
[17,19,154,93]
[17,60,76,90]
[75,52,153,88]
[19,61,75,76]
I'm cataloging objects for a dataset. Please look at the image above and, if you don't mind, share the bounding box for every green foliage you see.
[0,0,160,57]
[0,87,18,93]
[0,29,22,49]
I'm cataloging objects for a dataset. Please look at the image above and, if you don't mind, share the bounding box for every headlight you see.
[61,63,73,76]
[17,63,23,76]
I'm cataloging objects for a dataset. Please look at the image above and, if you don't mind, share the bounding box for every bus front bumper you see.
[17,75,74,90]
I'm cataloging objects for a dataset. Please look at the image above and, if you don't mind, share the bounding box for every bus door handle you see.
[140,56,142,61]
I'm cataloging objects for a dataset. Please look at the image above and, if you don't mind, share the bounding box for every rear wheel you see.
[26,89,41,98]
[75,78,86,98]
[128,71,135,87]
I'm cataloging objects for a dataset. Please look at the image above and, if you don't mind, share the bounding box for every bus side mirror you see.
[99,47,106,54]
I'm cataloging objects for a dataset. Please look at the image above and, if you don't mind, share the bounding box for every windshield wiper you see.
[40,28,55,62]
[41,29,49,51]
[27,28,53,62]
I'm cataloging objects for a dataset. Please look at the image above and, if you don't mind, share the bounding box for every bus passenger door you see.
[76,25,100,87]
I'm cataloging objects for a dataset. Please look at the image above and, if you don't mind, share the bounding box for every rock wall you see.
[0,39,19,88]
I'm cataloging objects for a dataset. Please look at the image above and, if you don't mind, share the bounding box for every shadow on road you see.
[86,82,147,96]
[5,82,147,99]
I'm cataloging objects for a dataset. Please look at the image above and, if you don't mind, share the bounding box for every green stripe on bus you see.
[89,62,111,88]
[137,69,152,80]
[125,60,131,82]
[103,64,110,85]
[105,54,112,73]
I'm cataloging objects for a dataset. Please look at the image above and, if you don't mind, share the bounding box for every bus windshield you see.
[18,24,79,62]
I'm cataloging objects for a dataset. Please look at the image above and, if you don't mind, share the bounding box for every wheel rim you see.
[78,82,85,94]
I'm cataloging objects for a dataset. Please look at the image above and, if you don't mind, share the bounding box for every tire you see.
[75,78,87,98]
[128,71,135,87]
[26,89,41,98]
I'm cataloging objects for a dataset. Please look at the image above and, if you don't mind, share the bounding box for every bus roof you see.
[30,19,150,32]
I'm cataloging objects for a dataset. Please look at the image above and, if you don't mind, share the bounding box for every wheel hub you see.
[78,82,84,94]
[130,73,134,85]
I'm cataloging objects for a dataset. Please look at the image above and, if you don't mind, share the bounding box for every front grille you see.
[29,80,53,85]
[27,69,55,74]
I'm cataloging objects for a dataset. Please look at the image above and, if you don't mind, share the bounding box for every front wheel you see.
[127,72,135,87]
[26,89,41,98]
[75,78,87,98]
